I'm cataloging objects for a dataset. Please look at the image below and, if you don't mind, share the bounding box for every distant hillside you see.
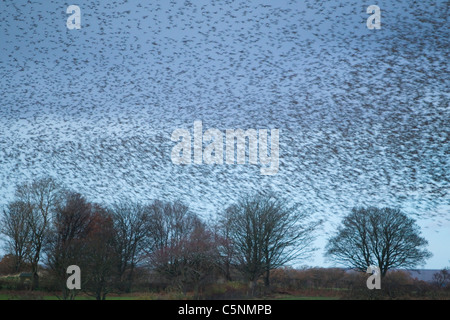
[405,269,441,282]
[344,268,441,282]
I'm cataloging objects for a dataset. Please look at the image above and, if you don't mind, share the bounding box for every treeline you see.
[0,177,439,300]
[271,267,450,300]
[0,177,322,299]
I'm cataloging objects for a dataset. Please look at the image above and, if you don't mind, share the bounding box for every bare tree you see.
[176,219,219,296]
[146,201,197,284]
[146,200,218,294]
[325,207,432,277]
[0,201,32,273]
[224,193,322,288]
[432,268,450,289]
[14,177,62,289]
[45,191,94,299]
[110,201,151,292]
[81,204,118,300]
[215,208,235,281]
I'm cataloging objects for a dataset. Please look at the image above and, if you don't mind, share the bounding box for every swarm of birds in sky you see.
[0,0,448,230]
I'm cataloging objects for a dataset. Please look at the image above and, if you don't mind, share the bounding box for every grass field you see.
[0,292,340,300]
[0,294,142,300]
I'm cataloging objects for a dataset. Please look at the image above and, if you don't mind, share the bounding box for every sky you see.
[0,0,449,269]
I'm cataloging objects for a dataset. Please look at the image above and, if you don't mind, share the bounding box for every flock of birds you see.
[0,0,448,237]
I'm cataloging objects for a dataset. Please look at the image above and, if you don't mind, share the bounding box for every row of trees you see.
[0,177,432,299]
[0,177,321,298]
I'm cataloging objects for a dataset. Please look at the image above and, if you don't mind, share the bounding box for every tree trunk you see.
[225,262,232,281]
[62,286,68,300]
[14,255,22,273]
[32,272,39,290]
[248,280,257,297]
[264,270,270,287]
[126,265,135,293]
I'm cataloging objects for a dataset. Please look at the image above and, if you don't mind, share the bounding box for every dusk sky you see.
[0,0,448,269]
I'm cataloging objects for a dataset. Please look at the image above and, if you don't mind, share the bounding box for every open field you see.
[0,292,146,300]
[1,267,449,300]
[0,291,339,301]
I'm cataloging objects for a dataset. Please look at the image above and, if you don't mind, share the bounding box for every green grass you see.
[0,293,150,300]
[0,289,342,301]
[0,293,340,300]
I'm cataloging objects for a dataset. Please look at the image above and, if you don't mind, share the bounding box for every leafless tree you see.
[110,201,151,292]
[146,200,196,254]
[45,191,94,299]
[146,200,218,294]
[215,208,235,281]
[325,207,432,277]
[81,204,118,300]
[14,177,62,289]
[224,193,322,288]
[177,219,219,295]
[432,268,450,289]
[0,201,32,273]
